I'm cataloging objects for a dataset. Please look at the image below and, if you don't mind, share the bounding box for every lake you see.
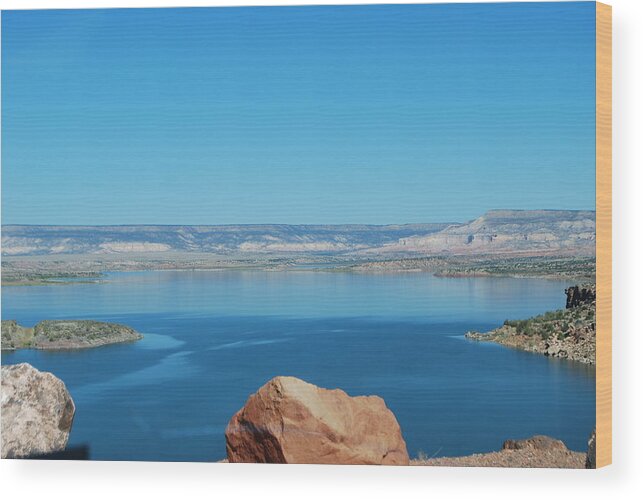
[1,270,595,462]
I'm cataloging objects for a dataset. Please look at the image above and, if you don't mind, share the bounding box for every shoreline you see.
[2,254,595,286]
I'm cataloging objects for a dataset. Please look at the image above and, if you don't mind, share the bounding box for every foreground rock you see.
[466,284,596,364]
[1,319,142,350]
[225,376,409,465]
[1,363,76,458]
[414,435,585,468]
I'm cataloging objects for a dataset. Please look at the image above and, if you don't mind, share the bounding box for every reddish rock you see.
[225,376,409,465]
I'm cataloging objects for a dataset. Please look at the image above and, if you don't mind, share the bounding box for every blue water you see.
[1,271,595,462]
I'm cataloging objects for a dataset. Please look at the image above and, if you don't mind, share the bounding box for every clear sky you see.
[1,2,596,225]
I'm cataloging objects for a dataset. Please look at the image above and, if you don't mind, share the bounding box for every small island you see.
[465,285,596,364]
[1,319,143,350]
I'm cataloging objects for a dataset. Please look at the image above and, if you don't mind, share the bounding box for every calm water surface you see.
[1,271,595,461]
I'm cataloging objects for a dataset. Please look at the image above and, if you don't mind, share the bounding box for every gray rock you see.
[586,429,596,468]
[1,363,75,458]
[502,435,567,451]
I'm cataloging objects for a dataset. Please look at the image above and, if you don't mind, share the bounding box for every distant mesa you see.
[1,209,595,257]
[225,376,409,465]
[1,319,143,350]
[1,363,76,459]
[376,209,596,257]
[0,223,448,256]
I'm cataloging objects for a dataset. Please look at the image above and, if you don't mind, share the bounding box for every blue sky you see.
[1,3,596,225]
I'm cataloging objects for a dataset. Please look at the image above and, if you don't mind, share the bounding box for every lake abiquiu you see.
[1,271,595,462]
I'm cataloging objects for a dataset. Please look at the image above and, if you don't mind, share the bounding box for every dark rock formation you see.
[1,363,76,458]
[565,285,596,309]
[225,376,409,465]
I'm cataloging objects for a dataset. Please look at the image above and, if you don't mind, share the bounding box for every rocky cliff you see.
[566,284,597,309]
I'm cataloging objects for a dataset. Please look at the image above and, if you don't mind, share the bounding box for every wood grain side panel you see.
[595,1,612,469]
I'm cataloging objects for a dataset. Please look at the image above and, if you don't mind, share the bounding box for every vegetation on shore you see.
[2,255,596,285]
[346,256,595,280]
[1,270,104,286]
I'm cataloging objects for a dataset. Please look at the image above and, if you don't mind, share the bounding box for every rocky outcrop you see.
[586,429,596,469]
[1,363,76,458]
[502,435,567,451]
[1,319,142,350]
[414,435,586,468]
[225,376,409,465]
[565,285,596,309]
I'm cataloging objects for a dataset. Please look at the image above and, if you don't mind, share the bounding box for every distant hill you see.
[1,210,595,257]
[368,210,596,257]
[0,223,449,256]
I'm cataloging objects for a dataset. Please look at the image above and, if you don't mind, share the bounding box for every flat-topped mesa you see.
[1,319,142,350]
[1,210,594,258]
[389,209,596,257]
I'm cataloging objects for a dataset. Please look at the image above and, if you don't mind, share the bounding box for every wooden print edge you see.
[595,1,612,469]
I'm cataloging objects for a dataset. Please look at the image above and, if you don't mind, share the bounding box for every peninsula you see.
[465,285,596,364]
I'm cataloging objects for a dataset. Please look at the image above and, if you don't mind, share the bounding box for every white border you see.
[1,1,641,499]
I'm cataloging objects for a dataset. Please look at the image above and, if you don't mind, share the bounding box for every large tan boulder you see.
[1,363,76,458]
[225,376,409,465]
